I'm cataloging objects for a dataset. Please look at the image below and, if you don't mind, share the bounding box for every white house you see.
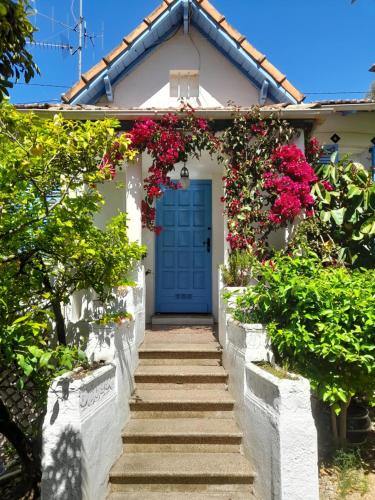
[18,0,375,325]
[15,2,375,498]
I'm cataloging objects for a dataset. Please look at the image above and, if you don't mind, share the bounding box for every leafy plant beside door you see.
[231,253,375,446]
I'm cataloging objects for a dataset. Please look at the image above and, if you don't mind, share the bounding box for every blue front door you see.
[156,180,212,314]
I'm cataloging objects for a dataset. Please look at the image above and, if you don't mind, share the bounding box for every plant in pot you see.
[221,250,260,287]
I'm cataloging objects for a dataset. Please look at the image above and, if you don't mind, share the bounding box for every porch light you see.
[180,163,190,189]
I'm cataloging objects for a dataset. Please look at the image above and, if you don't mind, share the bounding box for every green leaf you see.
[331,208,346,226]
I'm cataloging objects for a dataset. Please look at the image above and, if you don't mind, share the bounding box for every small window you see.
[170,70,199,98]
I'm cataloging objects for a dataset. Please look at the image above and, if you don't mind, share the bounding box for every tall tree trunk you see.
[41,274,67,346]
[338,400,350,447]
[331,406,339,447]
[51,297,67,346]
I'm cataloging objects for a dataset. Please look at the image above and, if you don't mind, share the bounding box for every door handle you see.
[203,237,211,253]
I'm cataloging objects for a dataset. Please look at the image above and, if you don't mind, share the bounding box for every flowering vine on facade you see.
[101,106,324,258]
[128,109,217,232]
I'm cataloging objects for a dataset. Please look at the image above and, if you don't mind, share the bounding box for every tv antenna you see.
[29,0,104,80]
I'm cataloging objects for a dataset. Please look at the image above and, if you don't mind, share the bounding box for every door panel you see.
[156,180,212,313]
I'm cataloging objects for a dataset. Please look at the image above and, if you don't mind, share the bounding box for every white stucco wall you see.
[98,27,260,109]
[313,112,375,167]
[218,280,319,500]
[42,267,145,500]
[142,150,225,322]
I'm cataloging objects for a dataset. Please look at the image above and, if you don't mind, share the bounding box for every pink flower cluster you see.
[129,113,210,232]
[321,180,334,192]
[264,144,318,224]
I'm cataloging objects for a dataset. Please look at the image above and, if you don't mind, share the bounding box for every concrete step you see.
[136,383,227,391]
[144,332,217,344]
[139,358,222,366]
[123,443,241,453]
[109,452,255,486]
[151,315,214,326]
[130,389,234,412]
[135,365,227,384]
[108,490,255,498]
[122,418,242,444]
[131,410,235,419]
[139,343,221,360]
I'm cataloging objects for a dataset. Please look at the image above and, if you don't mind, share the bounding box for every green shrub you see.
[291,156,375,268]
[232,254,375,444]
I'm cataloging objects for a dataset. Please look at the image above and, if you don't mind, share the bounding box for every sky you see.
[9,0,375,104]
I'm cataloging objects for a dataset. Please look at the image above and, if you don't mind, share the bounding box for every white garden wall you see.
[219,278,319,500]
[42,268,145,500]
[243,363,319,500]
[41,364,120,500]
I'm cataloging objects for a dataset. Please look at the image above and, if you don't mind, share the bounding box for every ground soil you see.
[319,412,375,500]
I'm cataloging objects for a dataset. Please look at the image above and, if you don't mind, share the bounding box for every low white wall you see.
[42,364,120,500]
[219,277,319,500]
[243,364,319,500]
[42,268,145,500]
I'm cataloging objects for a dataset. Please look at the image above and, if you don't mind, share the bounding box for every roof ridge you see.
[62,0,304,104]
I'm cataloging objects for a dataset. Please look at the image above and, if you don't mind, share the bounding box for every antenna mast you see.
[78,0,83,78]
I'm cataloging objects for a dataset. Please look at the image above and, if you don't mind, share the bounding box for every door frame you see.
[154,179,212,314]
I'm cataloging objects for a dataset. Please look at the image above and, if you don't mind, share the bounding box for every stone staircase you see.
[108,326,255,499]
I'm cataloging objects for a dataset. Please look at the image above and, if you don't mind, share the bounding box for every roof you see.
[15,100,375,120]
[62,0,304,105]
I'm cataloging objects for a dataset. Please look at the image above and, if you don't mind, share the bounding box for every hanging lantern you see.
[180,163,190,189]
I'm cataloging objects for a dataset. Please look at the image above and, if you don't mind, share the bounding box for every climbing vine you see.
[109,106,320,257]
[128,107,218,233]
[221,110,318,255]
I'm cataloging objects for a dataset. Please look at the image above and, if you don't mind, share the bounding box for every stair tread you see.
[145,333,217,343]
[132,389,234,404]
[123,418,242,437]
[108,492,254,499]
[135,365,227,376]
[140,343,221,352]
[110,452,255,478]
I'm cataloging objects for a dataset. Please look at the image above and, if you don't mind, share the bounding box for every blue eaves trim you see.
[71,0,183,105]
[71,0,297,105]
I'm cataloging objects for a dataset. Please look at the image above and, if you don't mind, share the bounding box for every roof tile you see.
[261,60,286,85]
[199,0,225,23]
[103,40,129,65]
[81,60,107,83]
[124,21,149,45]
[145,2,169,25]
[219,19,246,44]
[62,78,87,103]
[280,80,305,104]
[240,40,266,64]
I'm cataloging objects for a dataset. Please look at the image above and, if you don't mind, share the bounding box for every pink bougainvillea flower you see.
[321,180,334,192]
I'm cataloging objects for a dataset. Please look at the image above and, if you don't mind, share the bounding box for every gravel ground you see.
[319,420,375,500]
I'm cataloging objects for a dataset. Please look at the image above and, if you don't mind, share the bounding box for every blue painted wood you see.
[371,146,375,181]
[155,180,212,314]
[320,144,339,164]
[183,0,190,34]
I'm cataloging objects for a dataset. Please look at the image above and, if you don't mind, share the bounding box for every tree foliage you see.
[291,155,375,267]
[0,0,38,99]
[0,103,145,494]
[231,253,375,445]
